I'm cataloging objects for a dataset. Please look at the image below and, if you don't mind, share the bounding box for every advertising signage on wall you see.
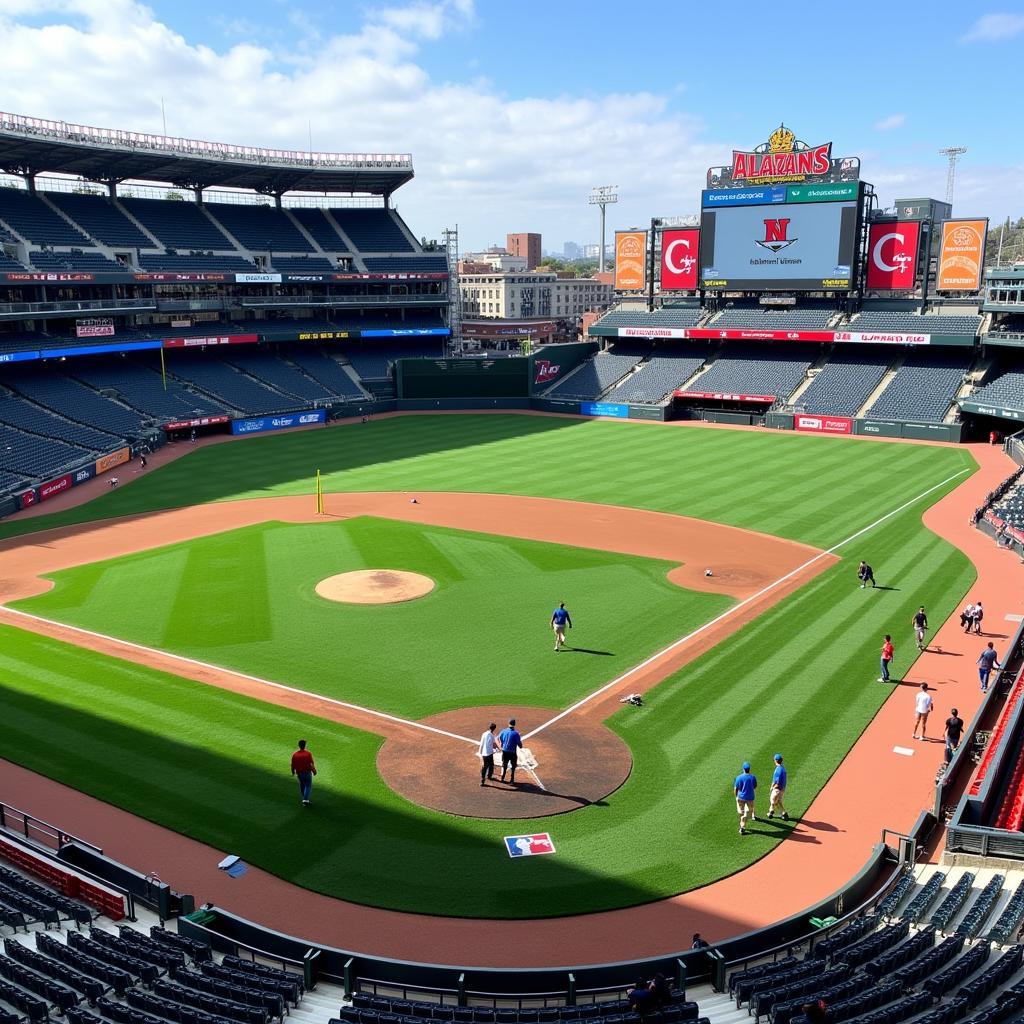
[707,124,861,189]
[660,229,700,290]
[614,231,647,291]
[936,219,988,292]
[865,221,921,291]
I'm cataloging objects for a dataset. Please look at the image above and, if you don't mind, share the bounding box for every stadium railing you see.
[169,832,919,1002]
[944,616,1024,855]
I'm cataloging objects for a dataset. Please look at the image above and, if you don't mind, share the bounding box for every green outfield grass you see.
[13,517,731,717]
[0,415,979,917]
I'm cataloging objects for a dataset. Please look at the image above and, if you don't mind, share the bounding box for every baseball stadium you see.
[2,108,1024,1024]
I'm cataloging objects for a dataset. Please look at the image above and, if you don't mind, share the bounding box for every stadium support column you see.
[919,221,933,314]
[648,217,661,313]
[443,226,462,354]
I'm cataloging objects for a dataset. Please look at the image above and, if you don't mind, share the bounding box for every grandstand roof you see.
[0,111,414,195]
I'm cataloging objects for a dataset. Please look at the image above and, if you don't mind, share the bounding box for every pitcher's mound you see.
[316,569,434,604]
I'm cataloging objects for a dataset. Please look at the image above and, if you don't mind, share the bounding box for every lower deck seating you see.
[602,353,706,404]
[545,352,643,400]
[166,356,301,414]
[685,344,812,401]
[796,352,889,416]
[866,351,970,423]
[968,369,1024,413]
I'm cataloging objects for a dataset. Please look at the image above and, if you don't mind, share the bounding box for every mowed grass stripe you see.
[0,417,973,550]
[0,478,976,917]
[14,517,732,717]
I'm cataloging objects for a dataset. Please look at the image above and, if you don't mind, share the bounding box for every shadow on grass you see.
[565,647,615,656]
[0,674,743,929]
[0,415,589,545]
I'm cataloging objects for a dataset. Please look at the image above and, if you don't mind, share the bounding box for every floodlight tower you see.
[588,185,618,273]
[939,146,967,205]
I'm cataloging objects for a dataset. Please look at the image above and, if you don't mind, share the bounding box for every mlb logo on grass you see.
[504,833,555,858]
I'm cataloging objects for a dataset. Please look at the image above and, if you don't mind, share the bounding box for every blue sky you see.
[0,0,1021,250]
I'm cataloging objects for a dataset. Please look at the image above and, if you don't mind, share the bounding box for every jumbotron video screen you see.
[699,182,862,291]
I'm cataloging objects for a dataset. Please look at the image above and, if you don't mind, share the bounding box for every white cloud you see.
[0,1,1016,248]
[961,12,1024,41]
[874,113,906,132]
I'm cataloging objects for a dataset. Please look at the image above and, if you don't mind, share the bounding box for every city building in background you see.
[459,271,612,320]
[506,232,542,270]
[459,247,527,273]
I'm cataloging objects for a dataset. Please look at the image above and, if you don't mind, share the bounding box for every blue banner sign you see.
[230,409,327,435]
[580,401,628,418]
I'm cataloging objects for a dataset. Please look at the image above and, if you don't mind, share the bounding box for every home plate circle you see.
[315,569,435,604]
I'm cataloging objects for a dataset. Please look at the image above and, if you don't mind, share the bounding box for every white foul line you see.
[523,468,970,742]
[0,605,478,746]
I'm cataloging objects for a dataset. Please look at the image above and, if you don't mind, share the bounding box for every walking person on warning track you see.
[734,761,757,835]
[551,602,572,652]
[478,722,498,786]
[978,642,1001,693]
[858,561,876,588]
[767,753,789,820]
[944,708,964,764]
[290,739,317,806]
[971,601,984,635]
[498,718,523,784]
[912,683,933,741]
[879,634,895,683]
[912,607,929,651]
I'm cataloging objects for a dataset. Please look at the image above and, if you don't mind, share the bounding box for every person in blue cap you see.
[734,761,757,835]
[767,753,789,821]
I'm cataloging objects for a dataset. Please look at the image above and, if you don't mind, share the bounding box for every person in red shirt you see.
[878,634,894,683]
[290,739,317,806]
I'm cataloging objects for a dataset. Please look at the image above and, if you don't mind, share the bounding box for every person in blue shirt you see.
[498,718,523,784]
[734,761,757,835]
[767,753,789,821]
[551,602,572,651]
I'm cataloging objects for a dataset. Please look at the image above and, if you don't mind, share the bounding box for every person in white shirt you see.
[913,683,934,741]
[478,722,498,786]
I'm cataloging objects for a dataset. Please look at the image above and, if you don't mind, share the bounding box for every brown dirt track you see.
[1,428,1022,969]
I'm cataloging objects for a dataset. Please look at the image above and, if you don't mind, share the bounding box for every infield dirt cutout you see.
[0,490,833,821]
[315,568,435,604]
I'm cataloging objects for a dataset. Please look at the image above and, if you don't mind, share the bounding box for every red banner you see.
[675,391,776,403]
[163,415,230,430]
[794,413,854,435]
[686,328,836,342]
[76,322,115,338]
[865,221,920,290]
[19,489,37,509]
[533,359,561,384]
[38,473,72,502]
[660,229,700,291]
[162,334,259,348]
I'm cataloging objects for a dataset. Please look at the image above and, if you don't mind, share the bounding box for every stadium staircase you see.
[111,201,166,250]
[784,351,834,409]
[854,358,904,419]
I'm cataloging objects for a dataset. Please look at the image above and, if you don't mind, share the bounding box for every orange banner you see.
[96,446,130,474]
[936,219,987,291]
[614,231,647,291]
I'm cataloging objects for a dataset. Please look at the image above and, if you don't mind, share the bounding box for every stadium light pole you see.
[939,146,967,206]
[588,186,618,273]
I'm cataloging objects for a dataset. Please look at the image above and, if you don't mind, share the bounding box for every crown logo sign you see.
[768,124,795,153]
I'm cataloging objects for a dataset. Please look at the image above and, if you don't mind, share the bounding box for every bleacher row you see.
[335,994,703,1024]
[594,305,983,336]
[0,339,444,491]
[546,342,977,422]
[721,867,1024,1024]
[0,190,446,274]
